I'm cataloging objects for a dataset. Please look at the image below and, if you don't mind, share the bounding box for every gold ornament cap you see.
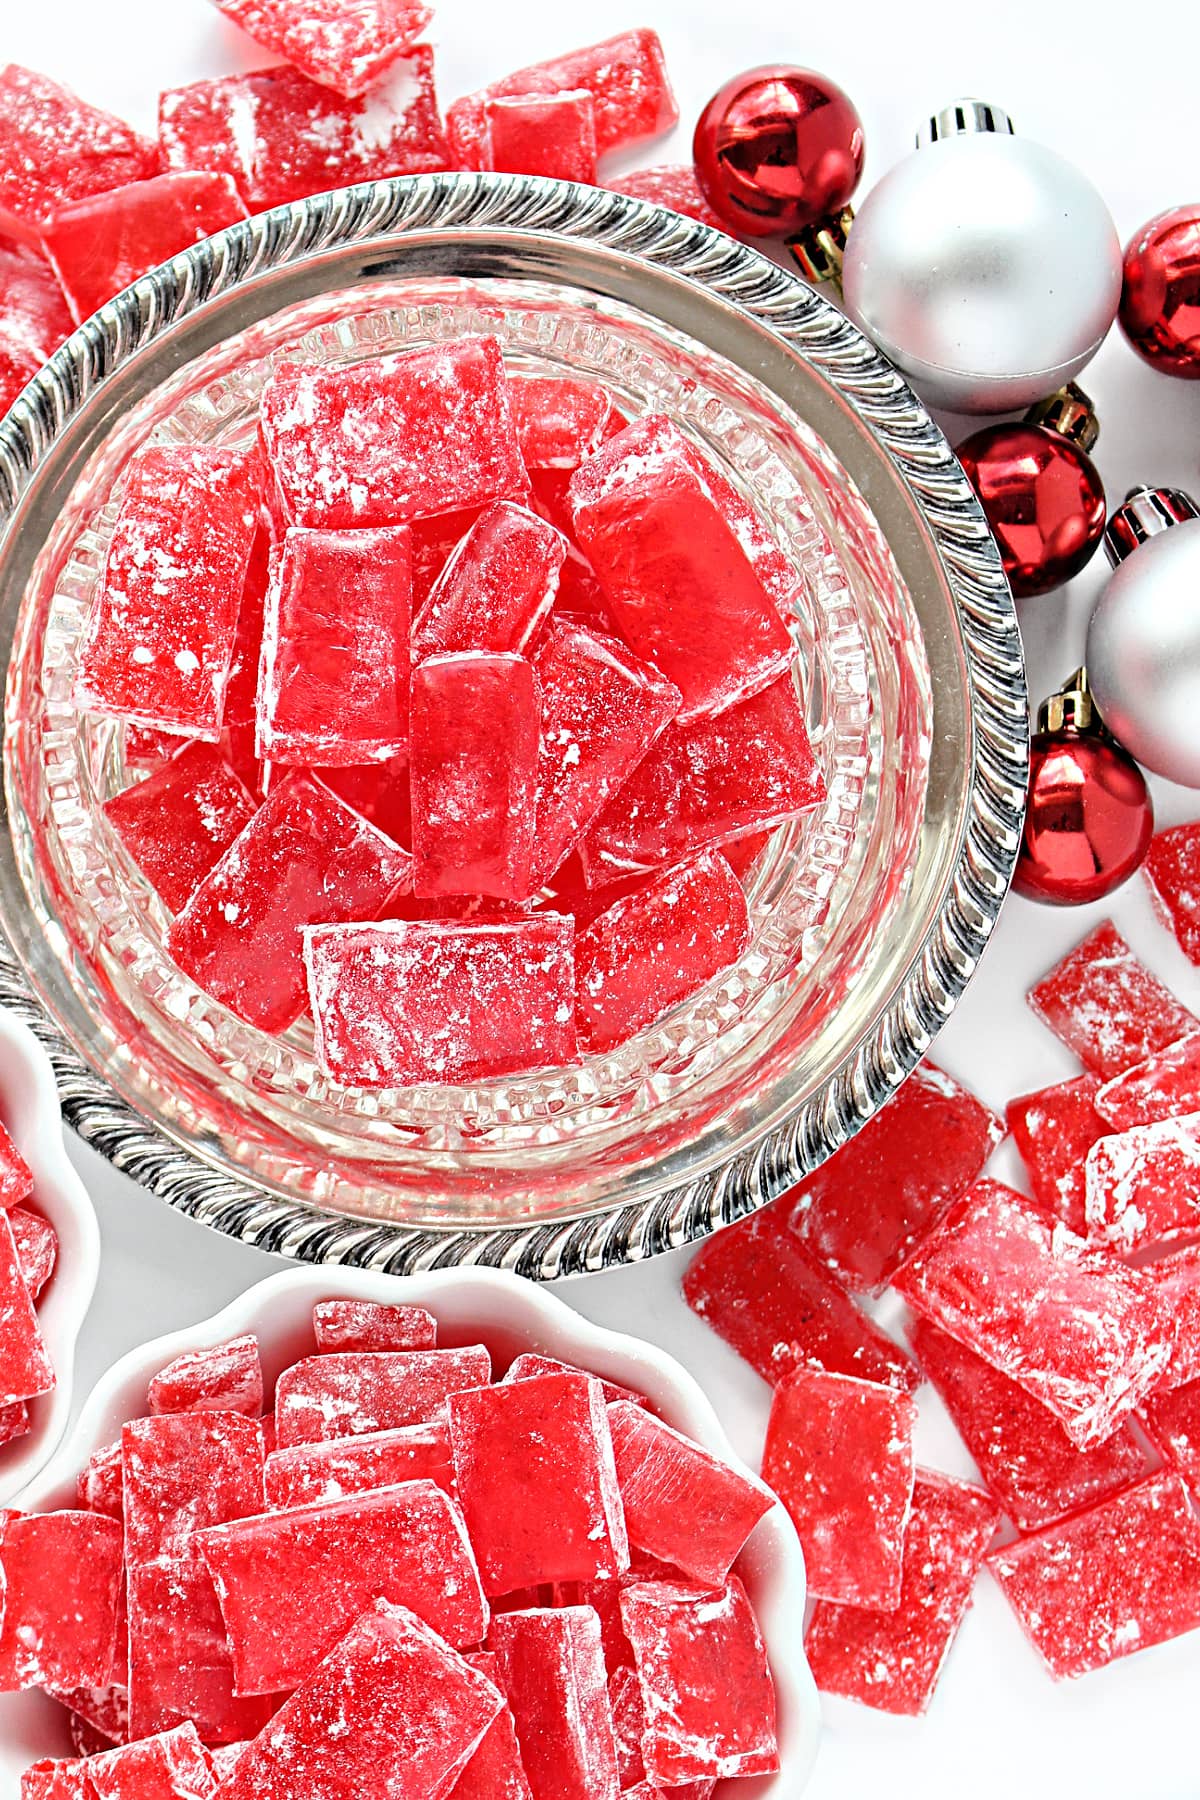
[1025,384,1100,455]
[1037,667,1096,736]
[787,206,855,290]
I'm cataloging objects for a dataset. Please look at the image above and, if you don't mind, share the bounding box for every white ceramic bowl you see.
[0,1266,820,1795]
[0,1007,99,1504]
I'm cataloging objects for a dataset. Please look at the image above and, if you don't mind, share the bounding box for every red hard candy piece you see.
[411,502,566,662]
[168,773,411,1034]
[891,1179,1175,1448]
[1096,1028,1200,1128]
[199,1481,488,1692]
[449,1373,629,1596]
[0,240,72,417]
[453,1652,534,1800]
[0,1118,33,1208]
[211,0,433,99]
[56,1682,130,1749]
[20,1765,92,1800]
[568,417,793,721]
[76,446,261,738]
[787,1062,1004,1293]
[762,1369,916,1609]
[682,1203,921,1393]
[257,525,411,766]
[530,620,681,887]
[620,1577,778,1785]
[1085,1112,1200,1251]
[104,742,259,915]
[86,1724,216,1800]
[606,1400,772,1589]
[316,759,411,850]
[483,91,598,184]
[1006,1073,1107,1236]
[221,519,272,733]
[909,1316,1147,1532]
[304,915,578,1086]
[500,1353,643,1407]
[1140,1376,1200,1494]
[312,1299,437,1353]
[0,1210,55,1406]
[0,66,157,241]
[0,1400,30,1446]
[1145,1244,1200,1390]
[805,1470,999,1716]
[1144,820,1200,964]
[575,852,750,1053]
[9,1206,58,1301]
[1027,918,1197,1078]
[411,508,485,615]
[127,1558,273,1746]
[148,1335,264,1418]
[275,1346,491,1446]
[77,1441,125,1519]
[68,1711,119,1756]
[606,1665,645,1787]
[207,1745,248,1783]
[989,1470,1200,1678]
[509,377,621,470]
[122,1413,266,1568]
[488,1607,620,1800]
[216,1600,503,1800]
[606,165,725,229]
[40,172,248,324]
[410,652,540,900]
[580,676,824,882]
[621,1787,714,1800]
[260,337,524,531]
[158,51,449,213]
[0,1512,123,1692]
[264,1420,454,1509]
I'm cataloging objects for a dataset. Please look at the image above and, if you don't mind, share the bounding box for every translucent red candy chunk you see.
[530,620,682,886]
[1006,1073,1106,1236]
[606,1401,771,1589]
[762,1369,916,1609]
[148,1334,264,1418]
[200,1480,487,1693]
[312,1299,437,1353]
[127,1557,273,1746]
[488,1606,621,1800]
[988,1470,1200,1678]
[257,525,411,766]
[0,1118,33,1207]
[568,417,793,721]
[1140,1376,1200,1493]
[21,1763,92,1799]
[580,676,824,882]
[1084,1111,1200,1251]
[411,502,566,662]
[909,1316,1147,1531]
[168,773,410,1034]
[1027,918,1197,1078]
[304,915,577,1086]
[86,1723,216,1800]
[104,742,258,915]
[449,1373,629,1596]
[0,1512,123,1691]
[122,1413,266,1567]
[211,0,433,99]
[445,29,677,167]
[483,91,598,183]
[607,1664,645,1787]
[805,1470,999,1716]
[76,446,261,738]
[454,1653,534,1800]
[575,852,750,1053]
[0,1401,30,1445]
[260,337,524,531]
[787,1061,1004,1294]
[40,172,248,324]
[264,1420,454,1509]
[1145,1244,1200,1389]
[158,50,450,213]
[1144,820,1200,964]
[683,1204,921,1393]
[620,1577,778,1785]
[501,1353,642,1407]
[509,377,620,469]
[275,1346,491,1445]
[57,1682,129,1751]
[0,1209,54,1406]
[891,1179,1175,1448]
[1096,1028,1200,1127]
[0,65,157,240]
[216,1600,503,1800]
[606,165,724,228]
[410,652,539,899]
[0,240,72,416]
[77,1441,125,1518]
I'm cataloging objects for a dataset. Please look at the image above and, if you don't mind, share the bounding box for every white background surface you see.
[6,1,1200,1794]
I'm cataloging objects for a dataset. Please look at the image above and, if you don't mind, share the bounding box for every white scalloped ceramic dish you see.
[0,1007,99,1505]
[0,1265,820,1795]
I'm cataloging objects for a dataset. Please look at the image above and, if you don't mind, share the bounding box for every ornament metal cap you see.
[1024,384,1100,455]
[1104,485,1200,566]
[916,99,1014,149]
[1037,666,1097,736]
[786,205,855,289]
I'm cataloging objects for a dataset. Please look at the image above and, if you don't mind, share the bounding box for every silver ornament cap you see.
[1087,488,1200,789]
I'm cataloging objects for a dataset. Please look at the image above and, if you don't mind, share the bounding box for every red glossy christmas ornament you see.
[693,66,864,239]
[1119,204,1200,378]
[957,388,1106,599]
[1014,669,1153,907]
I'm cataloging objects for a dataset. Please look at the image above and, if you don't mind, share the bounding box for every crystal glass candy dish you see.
[0,174,1026,1277]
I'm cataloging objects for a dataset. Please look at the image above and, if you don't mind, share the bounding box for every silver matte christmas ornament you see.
[842,100,1123,414]
[1086,487,1200,790]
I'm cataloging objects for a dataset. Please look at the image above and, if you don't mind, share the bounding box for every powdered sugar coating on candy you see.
[0,65,157,240]
[488,1606,621,1800]
[1145,1244,1200,1390]
[21,1763,93,1799]
[891,1179,1175,1448]
[264,1420,453,1509]
[210,0,433,99]
[312,1299,437,1353]
[85,1723,216,1800]
[0,240,72,418]
[1096,1029,1200,1128]
[1027,918,1197,1078]
[606,165,725,228]
[1006,1073,1107,1236]
[0,1512,123,1692]
[483,90,599,183]
[500,1353,642,1407]
[127,1556,273,1746]
[988,1471,1200,1678]
[509,377,621,469]
[304,915,577,1086]
[275,1346,491,1445]
[149,1335,264,1418]
[1140,1377,1200,1494]
[0,1208,55,1406]
[122,1413,266,1568]
[77,1441,125,1518]
[1085,1111,1200,1250]
[411,502,566,662]
[104,742,259,915]
[259,337,524,531]
[1144,820,1200,964]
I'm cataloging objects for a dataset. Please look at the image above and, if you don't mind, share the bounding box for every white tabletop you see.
[7,1,1200,1794]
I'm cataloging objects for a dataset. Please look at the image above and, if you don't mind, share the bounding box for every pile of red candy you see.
[685,831,1200,1712]
[0,1111,59,1461]
[8,1299,780,1798]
